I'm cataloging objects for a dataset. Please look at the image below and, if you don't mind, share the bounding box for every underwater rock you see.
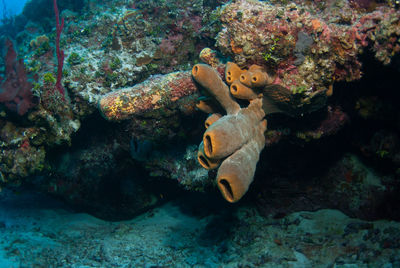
[99,70,202,142]
[0,121,46,187]
[145,144,211,192]
[99,71,198,121]
[38,119,179,220]
[255,151,400,221]
[130,137,153,162]
[293,31,313,66]
[217,0,400,103]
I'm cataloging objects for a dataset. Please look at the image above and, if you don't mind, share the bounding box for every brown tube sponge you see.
[205,113,222,129]
[203,98,265,159]
[225,62,244,85]
[239,71,253,87]
[248,65,264,72]
[192,64,240,115]
[250,70,274,88]
[239,65,270,88]
[230,80,258,100]
[216,120,267,203]
[196,100,216,114]
[193,62,268,203]
[197,141,221,170]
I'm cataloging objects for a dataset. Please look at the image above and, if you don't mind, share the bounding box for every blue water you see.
[0,0,29,20]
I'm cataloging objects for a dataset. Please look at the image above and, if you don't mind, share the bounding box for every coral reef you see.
[0,0,399,234]
[99,71,202,142]
[0,0,225,188]
[0,120,46,185]
[216,0,400,109]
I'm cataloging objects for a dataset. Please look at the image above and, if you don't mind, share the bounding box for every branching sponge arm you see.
[192,64,240,115]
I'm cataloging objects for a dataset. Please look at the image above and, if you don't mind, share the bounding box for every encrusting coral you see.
[192,63,267,203]
[98,71,198,121]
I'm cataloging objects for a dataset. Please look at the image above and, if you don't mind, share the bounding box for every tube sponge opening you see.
[239,71,253,87]
[250,70,273,88]
[218,176,241,203]
[217,161,251,203]
[216,120,266,202]
[197,141,221,170]
[230,80,258,100]
[205,113,222,129]
[225,62,244,85]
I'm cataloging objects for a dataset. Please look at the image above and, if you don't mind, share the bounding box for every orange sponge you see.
[230,80,258,100]
[193,60,268,203]
[192,64,240,115]
[239,71,253,87]
[239,65,273,88]
[216,120,267,202]
[225,62,244,85]
[250,70,274,88]
[197,141,221,170]
[203,98,265,159]
[205,113,222,129]
[196,99,218,114]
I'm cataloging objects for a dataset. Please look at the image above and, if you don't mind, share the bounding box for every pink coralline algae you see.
[216,0,400,99]
[159,34,184,55]
[0,40,38,115]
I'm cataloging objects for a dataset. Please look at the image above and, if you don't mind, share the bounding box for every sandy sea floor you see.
[0,188,399,267]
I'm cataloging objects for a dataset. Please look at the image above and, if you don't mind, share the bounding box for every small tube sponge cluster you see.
[192,63,268,203]
[226,62,310,118]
